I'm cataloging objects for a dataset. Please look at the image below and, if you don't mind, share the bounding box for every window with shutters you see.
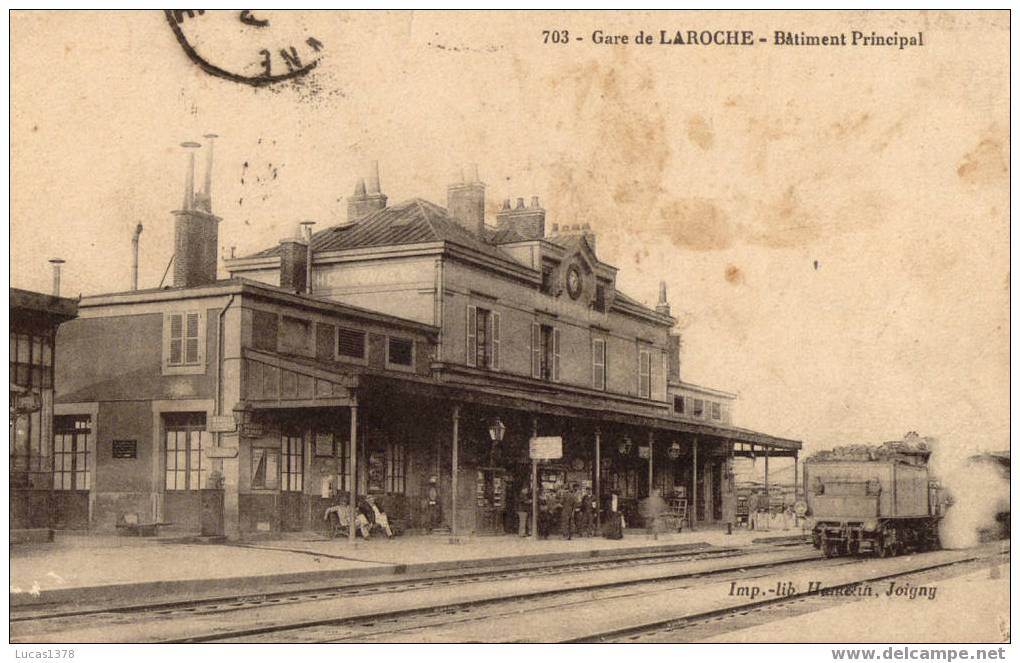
[711,401,722,421]
[638,349,652,399]
[466,306,501,370]
[674,395,685,415]
[163,310,205,374]
[337,327,367,361]
[693,398,705,418]
[592,337,606,390]
[532,323,559,381]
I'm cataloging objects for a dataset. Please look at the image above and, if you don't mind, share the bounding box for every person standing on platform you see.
[517,484,532,537]
[559,484,576,540]
[576,486,593,536]
[424,476,440,534]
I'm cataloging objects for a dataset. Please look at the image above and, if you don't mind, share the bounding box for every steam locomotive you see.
[803,444,944,558]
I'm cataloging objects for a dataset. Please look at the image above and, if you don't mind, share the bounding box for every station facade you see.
[52,148,800,539]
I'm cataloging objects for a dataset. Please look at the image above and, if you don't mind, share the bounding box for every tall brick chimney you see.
[173,139,220,288]
[496,195,545,240]
[347,161,387,223]
[447,164,485,236]
[278,230,308,294]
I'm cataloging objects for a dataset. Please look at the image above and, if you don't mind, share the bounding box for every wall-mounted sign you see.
[529,436,562,460]
[208,415,237,433]
[638,446,651,459]
[206,447,238,459]
[112,440,137,459]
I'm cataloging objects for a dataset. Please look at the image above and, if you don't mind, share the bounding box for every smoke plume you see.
[927,437,1009,549]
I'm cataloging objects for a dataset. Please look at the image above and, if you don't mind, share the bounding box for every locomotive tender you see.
[804,455,943,558]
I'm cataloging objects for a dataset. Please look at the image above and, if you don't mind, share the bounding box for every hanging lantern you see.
[668,441,682,460]
[618,436,632,456]
[487,417,506,443]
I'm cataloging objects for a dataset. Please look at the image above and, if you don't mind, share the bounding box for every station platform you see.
[9,525,807,609]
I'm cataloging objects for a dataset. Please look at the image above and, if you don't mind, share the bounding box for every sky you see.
[9,11,1009,454]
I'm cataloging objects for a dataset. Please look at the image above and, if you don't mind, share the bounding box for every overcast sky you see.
[10,11,1009,453]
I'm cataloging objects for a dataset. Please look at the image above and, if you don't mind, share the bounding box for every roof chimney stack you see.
[447,163,486,237]
[173,138,221,288]
[496,193,545,240]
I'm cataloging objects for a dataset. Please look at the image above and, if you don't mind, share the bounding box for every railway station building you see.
[52,147,800,539]
[10,285,79,532]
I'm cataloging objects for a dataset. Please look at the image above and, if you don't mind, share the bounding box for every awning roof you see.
[240,349,802,453]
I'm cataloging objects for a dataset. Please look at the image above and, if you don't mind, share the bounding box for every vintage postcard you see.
[7,9,1010,653]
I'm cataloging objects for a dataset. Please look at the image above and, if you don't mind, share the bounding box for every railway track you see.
[10,543,764,624]
[11,544,820,643]
[16,541,1002,643]
[576,548,1009,643]
[215,543,1007,643]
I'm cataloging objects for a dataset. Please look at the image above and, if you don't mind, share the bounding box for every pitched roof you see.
[247,198,522,267]
[242,198,668,322]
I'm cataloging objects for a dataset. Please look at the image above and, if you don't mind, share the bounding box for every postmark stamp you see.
[165,10,324,87]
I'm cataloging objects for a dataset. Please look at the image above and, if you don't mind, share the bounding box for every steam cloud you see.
[928,438,1009,549]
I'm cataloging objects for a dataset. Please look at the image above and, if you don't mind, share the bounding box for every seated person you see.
[359,495,394,540]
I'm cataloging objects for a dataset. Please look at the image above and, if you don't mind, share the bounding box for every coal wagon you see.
[804,457,943,557]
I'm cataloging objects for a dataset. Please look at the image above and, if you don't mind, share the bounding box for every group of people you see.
[516,483,597,540]
[326,493,394,540]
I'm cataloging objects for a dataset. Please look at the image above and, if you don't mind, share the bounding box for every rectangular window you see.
[279,316,312,355]
[337,327,366,360]
[164,412,208,490]
[674,395,685,415]
[693,399,705,418]
[533,324,559,381]
[466,306,502,370]
[385,442,406,494]
[592,338,606,390]
[638,349,652,399]
[251,447,279,490]
[165,311,203,369]
[281,434,304,492]
[53,416,91,491]
[387,337,414,367]
[711,402,722,421]
[10,331,53,390]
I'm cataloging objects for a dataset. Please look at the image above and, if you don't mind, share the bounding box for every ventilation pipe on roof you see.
[49,258,65,297]
[300,220,316,295]
[131,223,143,291]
